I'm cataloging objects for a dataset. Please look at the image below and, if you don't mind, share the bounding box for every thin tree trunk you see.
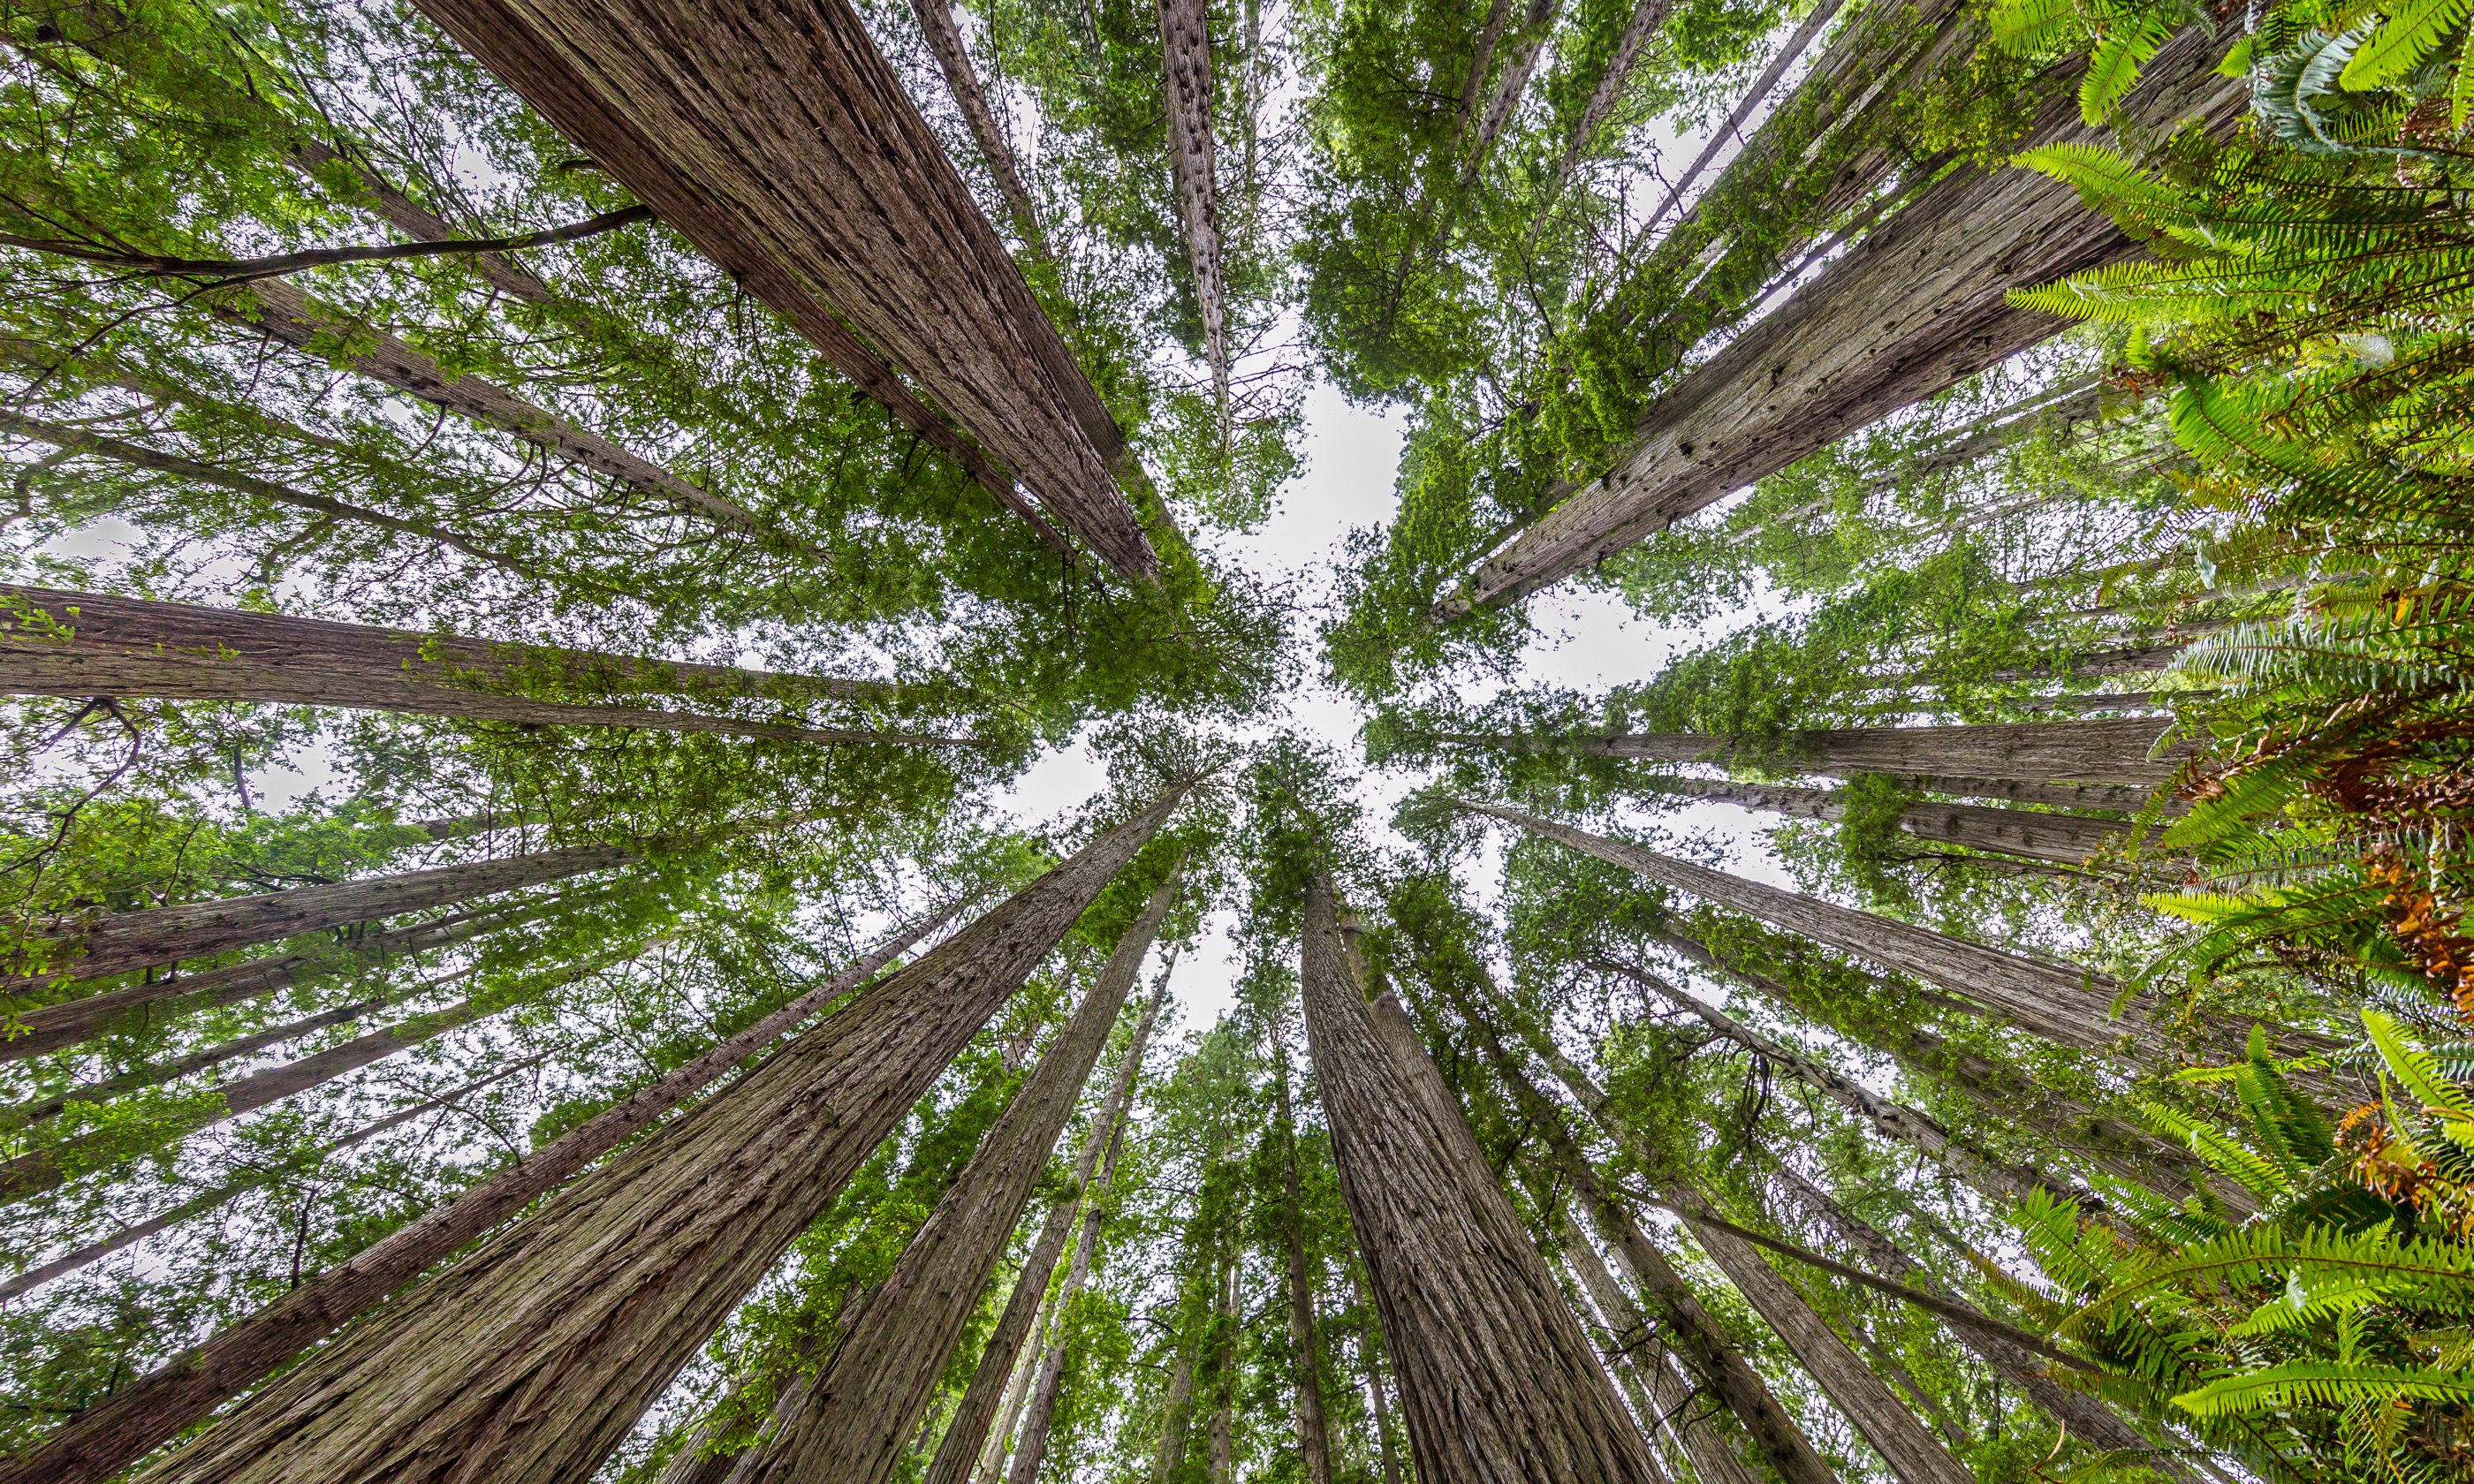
[1271,1036,1336,1484]
[1207,1246,1237,1484]
[1634,0,1850,242]
[1148,1354,1194,1484]
[1431,978,1836,1484]
[1550,1201,1757,1484]
[1,891,580,1063]
[1459,716,2188,790]
[1346,1266,1408,1484]
[209,280,785,543]
[1441,24,2242,613]
[907,0,1051,256]
[6,964,474,1128]
[0,1061,535,1304]
[1298,874,1664,1484]
[929,965,1176,1484]
[1767,1167,2206,1484]
[1157,0,1229,421]
[1463,799,2190,1056]
[0,946,642,1205]
[1673,1188,1978,1484]
[1003,1077,1131,1484]
[734,867,1183,1484]
[1631,776,2136,867]
[4,841,637,1004]
[1462,0,1560,180]
[2,876,991,1484]
[1543,0,1669,196]
[1604,961,2096,1214]
[983,1315,1048,1483]
[405,0,1163,580]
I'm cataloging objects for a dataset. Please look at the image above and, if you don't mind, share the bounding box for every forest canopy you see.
[0,0,2468,1479]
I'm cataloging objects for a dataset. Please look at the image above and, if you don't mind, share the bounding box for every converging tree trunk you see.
[1464,0,1558,178]
[1157,0,1230,419]
[2,891,582,1063]
[0,1061,535,1303]
[4,840,638,1005]
[906,0,1051,257]
[928,961,1177,1484]
[1455,717,2189,791]
[1440,24,2243,612]
[1463,799,2200,1056]
[1271,1033,1337,1484]
[1767,1167,2205,1484]
[734,867,1182,1484]
[1347,1267,1408,1484]
[1542,0,1667,195]
[1299,874,1665,1484]
[404,0,1164,579]
[1632,776,2138,867]
[0,948,641,1206]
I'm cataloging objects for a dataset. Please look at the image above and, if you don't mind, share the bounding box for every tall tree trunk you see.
[1298,875,1664,1484]
[1542,0,1668,197]
[1463,799,2197,1056]
[405,0,1164,580]
[0,946,642,1205]
[1271,1035,1336,1484]
[1549,1200,1758,1484]
[0,1061,535,1303]
[1604,960,2097,1214]
[1,891,580,1063]
[932,965,1176,1484]
[4,841,638,1006]
[1633,0,1852,241]
[1632,776,2137,867]
[733,868,1183,1484]
[1147,1354,1194,1484]
[1462,0,1560,180]
[1767,1167,2206,1484]
[1440,25,2243,613]
[9,834,1109,1484]
[1002,1076,1129,1484]
[1669,1184,1980,1484]
[1458,717,2188,790]
[983,1317,1048,1483]
[1157,0,1229,421]
[1206,1246,1237,1484]
[906,0,1052,257]
[7,965,474,1128]
[1346,1267,1408,1484]
[1431,978,1836,1484]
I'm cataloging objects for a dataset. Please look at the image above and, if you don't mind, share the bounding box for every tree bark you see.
[1,892,579,1064]
[1549,1201,1757,1484]
[1206,1246,1237,1484]
[1463,0,1560,180]
[1271,1035,1336,1484]
[905,0,1052,257]
[1461,717,2188,791]
[1767,1167,2205,1483]
[403,0,1163,579]
[1633,0,1852,242]
[1669,1184,1979,1484]
[1157,0,1229,419]
[734,867,1182,1484]
[1147,1354,1194,1484]
[1431,978,1835,1484]
[1544,0,1668,195]
[1462,800,2191,1056]
[930,965,1175,1484]
[4,840,638,1004]
[0,1061,535,1304]
[6,844,1089,1484]
[1443,22,2243,611]
[1347,1266,1408,1484]
[1001,1079,1127,1484]
[1631,776,2136,867]
[1298,874,1664,1484]
[0,948,640,1206]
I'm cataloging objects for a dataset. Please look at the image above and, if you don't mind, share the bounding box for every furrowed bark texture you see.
[923,966,1174,1484]
[1448,24,2243,611]
[1442,988,1834,1484]
[737,869,1181,1484]
[1633,776,2136,867]
[1157,0,1228,410]
[1,895,570,1064]
[211,281,778,540]
[1466,801,2179,1056]
[1670,1185,1979,1484]
[1348,1267,1408,1484]
[1474,717,2187,790]
[1550,1203,1757,1484]
[0,952,629,1205]
[4,843,635,1003]
[1768,1168,2202,1482]
[905,0,1051,255]
[402,0,1160,578]
[1272,1039,1337,1484]
[0,1063,533,1304]
[45,831,1136,1484]
[1298,876,1663,1484]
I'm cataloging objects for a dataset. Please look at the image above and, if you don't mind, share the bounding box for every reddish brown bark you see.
[403,0,1160,578]
[907,0,1051,257]
[1157,0,1228,413]
[1299,875,1663,1484]
[736,868,1181,1484]
[1635,0,1851,239]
